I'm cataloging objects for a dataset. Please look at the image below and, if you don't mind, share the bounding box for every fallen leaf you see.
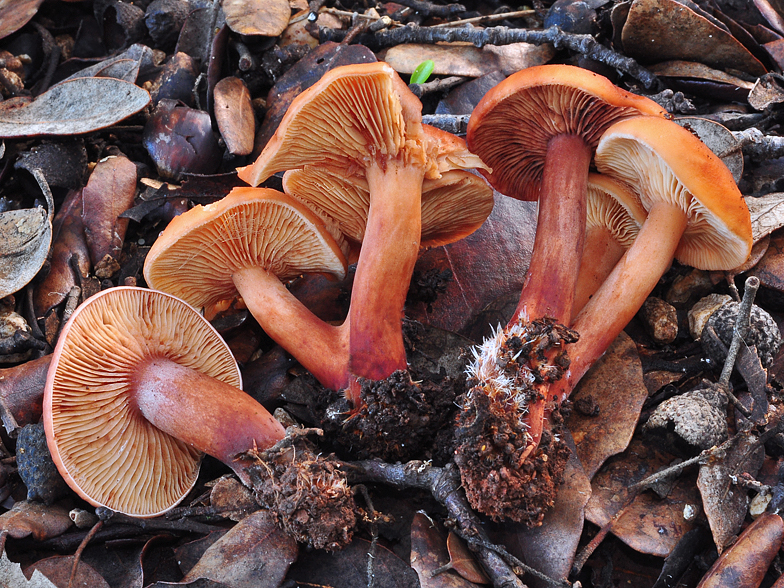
[381,43,556,78]
[183,510,297,588]
[0,502,72,541]
[445,533,490,585]
[408,193,537,339]
[24,555,109,588]
[223,0,291,37]
[750,230,784,294]
[748,72,784,110]
[410,512,482,587]
[214,77,255,156]
[674,116,744,183]
[81,155,138,269]
[621,0,768,76]
[0,78,150,138]
[745,193,784,242]
[698,432,764,553]
[0,0,44,41]
[61,43,156,83]
[585,438,700,557]
[494,442,591,586]
[0,550,57,588]
[568,332,648,479]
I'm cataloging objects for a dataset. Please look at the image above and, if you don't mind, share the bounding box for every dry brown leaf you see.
[745,193,784,242]
[409,194,537,339]
[750,230,784,295]
[585,438,700,557]
[494,445,591,586]
[621,0,767,76]
[0,551,57,588]
[568,332,648,479]
[0,78,150,138]
[0,502,72,541]
[183,509,297,587]
[0,0,44,41]
[214,77,255,156]
[223,0,291,37]
[674,117,743,183]
[698,432,764,553]
[81,155,137,269]
[24,556,109,588]
[381,43,555,79]
[410,512,481,587]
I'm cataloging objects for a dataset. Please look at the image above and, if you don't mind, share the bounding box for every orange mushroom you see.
[237,62,487,407]
[44,287,285,517]
[143,187,351,391]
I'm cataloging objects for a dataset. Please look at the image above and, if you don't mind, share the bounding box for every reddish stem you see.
[134,357,286,485]
[347,160,424,405]
[511,133,591,325]
[553,200,688,403]
[572,225,628,320]
[233,267,350,391]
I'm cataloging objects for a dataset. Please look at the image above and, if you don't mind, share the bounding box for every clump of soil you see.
[339,370,460,463]
[242,431,360,551]
[453,317,576,526]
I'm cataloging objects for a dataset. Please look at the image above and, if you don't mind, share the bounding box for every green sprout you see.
[410,60,435,85]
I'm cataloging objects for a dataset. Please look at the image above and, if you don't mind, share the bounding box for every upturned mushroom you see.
[143,187,351,391]
[44,287,357,549]
[237,62,488,408]
[457,65,668,524]
[552,116,752,402]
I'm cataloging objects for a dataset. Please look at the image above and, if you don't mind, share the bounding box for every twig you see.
[320,24,660,89]
[432,9,536,27]
[719,276,760,387]
[422,113,471,134]
[393,0,466,17]
[732,128,784,161]
[410,75,468,98]
[67,521,103,588]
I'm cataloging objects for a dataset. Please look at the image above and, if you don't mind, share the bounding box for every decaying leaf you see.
[24,556,109,588]
[409,194,537,339]
[698,432,764,553]
[0,78,150,138]
[223,0,291,37]
[568,332,648,479]
[410,512,482,587]
[750,230,784,295]
[675,117,743,183]
[585,438,700,557]
[0,0,44,41]
[621,0,767,76]
[0,168,54,298]
[0,502,72,541]
[182,510,297,588]
[745,193,784,242]
[214,77,255,156]
[494,445,591,586]
[0,550,57,588]
[81,155,138,270]
[381,43,556,78]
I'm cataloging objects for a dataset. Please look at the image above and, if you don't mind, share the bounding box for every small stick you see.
[67,521,104,588]
[432,9,536,27]
[393,0,465,17]
[719,276,760,388]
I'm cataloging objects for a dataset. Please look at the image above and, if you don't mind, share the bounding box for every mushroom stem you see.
[133,356,286,484]
[556,200,688,401]
[511,133,591,324]
[233,267,350,391]
[348,160,424,394]
[572,225,628,319]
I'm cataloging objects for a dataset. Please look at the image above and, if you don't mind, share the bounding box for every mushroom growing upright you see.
[44,287,357,549]
[237,62,488,408]
[458,65,668,525]
[551,115,752,402]
[143,187,351,391]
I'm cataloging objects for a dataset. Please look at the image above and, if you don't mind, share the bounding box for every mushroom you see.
[236,62,487,406]
[573,173,647,319]
[466,64,668,324]
[143,187,351,391]
[456,65,668,524]
[44,286,286,517]
[553,115,752,405]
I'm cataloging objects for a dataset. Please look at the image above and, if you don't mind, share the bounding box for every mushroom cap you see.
[236,62,427,187]
[595,116,752,270]
[143,187,348,314]
[283,167,493,247]
[44,287,241,517]
[466,64,668,201]
[586,173,647,248]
